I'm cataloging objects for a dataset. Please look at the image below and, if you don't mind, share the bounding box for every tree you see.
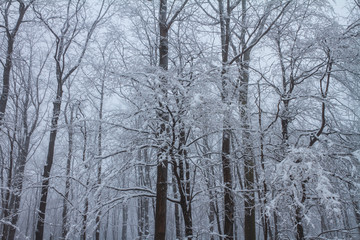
[1,25,50,240]
[0,0,34,125]
[33,1,111,239]
[154,1,189,239]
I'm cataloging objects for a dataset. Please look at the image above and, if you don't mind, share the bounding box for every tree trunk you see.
[0,36,14,124]
[240,49,256,240]
[154,1,169,239]
[238,1,256,237]
[35,82,63,240]
[218,0,234,238]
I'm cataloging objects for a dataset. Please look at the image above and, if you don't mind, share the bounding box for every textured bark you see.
[240,49,256,240]
[239,1,256,239]
[154,1,169,239]
[222,126,234,240]
[154,159,168,240]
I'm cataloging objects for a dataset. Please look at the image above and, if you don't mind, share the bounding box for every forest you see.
[0,0,359,239]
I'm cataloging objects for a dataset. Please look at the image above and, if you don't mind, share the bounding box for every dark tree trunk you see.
[154,155,168,240]
[218,0,234,238]
[154,1,169,239]
[240,49,256,240]
[0,38,14,124]
[35,83,63,240]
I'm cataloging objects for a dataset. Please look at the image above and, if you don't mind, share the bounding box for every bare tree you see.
[32,1,111,239]
[0,0,34,125]
[1,29,49,240]
[154,1,189,239]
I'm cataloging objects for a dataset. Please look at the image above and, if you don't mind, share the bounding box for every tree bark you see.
[218,0,235,238]
[240,48,256,240]
[154,1,169,239]
[35,82,63,240]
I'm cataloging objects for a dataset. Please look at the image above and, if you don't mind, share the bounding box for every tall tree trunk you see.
[238,1,256,238]
[240,49,256,240]
[153,1,189,238]
[218,0,234,238]
[154,1,169,239]
[35,81,63,240]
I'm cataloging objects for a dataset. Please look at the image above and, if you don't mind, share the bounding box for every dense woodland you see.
[0,0,359,239]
